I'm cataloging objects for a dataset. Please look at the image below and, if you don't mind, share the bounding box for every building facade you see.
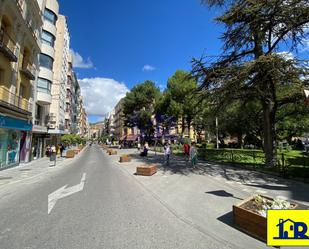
[0,0,42,169]
[77,97,88,138]
[0,1,88,169]
[31,0,59,160]
[48,14,69,144]
[112,98,139,143]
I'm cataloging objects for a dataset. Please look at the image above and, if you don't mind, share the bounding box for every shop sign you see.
[0,115,32,131]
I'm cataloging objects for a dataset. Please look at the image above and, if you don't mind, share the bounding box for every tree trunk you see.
[237,132,243,148]
[187,119,191,139]
[262,101,277,167]
[181,116,185,135]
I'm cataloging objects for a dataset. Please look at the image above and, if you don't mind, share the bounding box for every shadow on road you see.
[205,190,243,200]
[126,150,309,204]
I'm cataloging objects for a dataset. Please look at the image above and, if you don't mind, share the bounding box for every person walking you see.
[137,142,141,153]
[60,143,64,157]
[183,142,190,163]
[164,142,171,166]
[190,142,198,168]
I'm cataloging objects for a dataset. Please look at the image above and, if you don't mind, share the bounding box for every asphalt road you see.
[0,145,234,249]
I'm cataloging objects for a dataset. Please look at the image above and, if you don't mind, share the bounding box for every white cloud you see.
[70,49,94,69]
[301,39,309,52]
[276,51,295,60]
[142,64,156,72]
[79,77,129,116]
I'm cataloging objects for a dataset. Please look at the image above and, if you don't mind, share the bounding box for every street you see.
[0,145,308,249]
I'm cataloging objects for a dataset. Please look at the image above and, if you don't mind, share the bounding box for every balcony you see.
[0,86,32,113]
[0,30,17,62]
[37,90,52,105]
[20,60,36,80]
[66,96,71,103]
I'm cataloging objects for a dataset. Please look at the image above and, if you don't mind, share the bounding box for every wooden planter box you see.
[136,164,157,176]
[233,196,298,242]
[74,149,80,154]
[66,150,75,158]
[109,150,117,155]
[119,155,131,163]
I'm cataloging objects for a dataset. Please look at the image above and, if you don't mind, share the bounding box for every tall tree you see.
[193,0,309,166]
[159,70,198,136]
[123,81,160,141]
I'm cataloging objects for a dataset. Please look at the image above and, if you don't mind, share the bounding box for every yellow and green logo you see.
[267,210,309,246]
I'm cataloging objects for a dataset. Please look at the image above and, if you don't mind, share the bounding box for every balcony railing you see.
[20,60,36,80]
[16,0,24,13]
[0,86,32,113]
[0,30,17,62]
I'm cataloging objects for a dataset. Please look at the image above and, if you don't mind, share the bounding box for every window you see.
[19,85,25,97]
[41,30,55,47]
[43,9,57,25]
[0,69,4,84]
[39,53,53,70]
[37,78,52,93]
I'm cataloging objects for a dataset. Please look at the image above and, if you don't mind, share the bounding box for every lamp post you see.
[216,117,219,150]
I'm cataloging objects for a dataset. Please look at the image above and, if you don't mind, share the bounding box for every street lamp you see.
[216,117,219,149]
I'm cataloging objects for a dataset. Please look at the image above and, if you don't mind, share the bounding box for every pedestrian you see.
[183,142,190,163]
[190,142,198,168]
[46,145,51,157]
[140,143,149,157]
[137,142,141,152]
[164,142,171,166]
[60,143,64,157]
[51,145,56,155]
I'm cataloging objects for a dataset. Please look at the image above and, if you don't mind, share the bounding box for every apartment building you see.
[65,55,80,135]
[77,97,89,138]
[48,14,69,144]
[89,122,104,139]
[0,0,42,169]
[64,53,73,134]
[31,0,59,160]
[113,98,139,143]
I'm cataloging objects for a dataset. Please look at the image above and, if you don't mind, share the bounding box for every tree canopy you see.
[122,80,160,140]
[193,0,309,166]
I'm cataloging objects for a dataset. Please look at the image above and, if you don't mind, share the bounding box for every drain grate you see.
[19,169,31,172]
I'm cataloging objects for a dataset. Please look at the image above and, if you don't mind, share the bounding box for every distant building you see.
[90,122,104,139]
[112,98,139,143]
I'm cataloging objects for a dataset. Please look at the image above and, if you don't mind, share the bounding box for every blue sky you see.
[58,0,223,123]
[59,0,309,123]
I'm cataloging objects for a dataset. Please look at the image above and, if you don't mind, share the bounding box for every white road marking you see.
[48,173,86,214]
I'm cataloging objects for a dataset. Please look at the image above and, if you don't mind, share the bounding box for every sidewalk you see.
[0,149,82,189]
[106,148,309,249]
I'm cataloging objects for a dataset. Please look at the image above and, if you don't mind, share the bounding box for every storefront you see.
[31,134,45,160]
[0,114,32,170]
[31,125,48,161]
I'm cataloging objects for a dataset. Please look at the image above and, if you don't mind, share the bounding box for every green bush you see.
[61,134,86,145]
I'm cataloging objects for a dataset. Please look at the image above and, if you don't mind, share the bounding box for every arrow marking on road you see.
[48,173,86,214]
